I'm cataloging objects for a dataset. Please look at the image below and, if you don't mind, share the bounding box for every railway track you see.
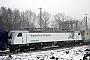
[0,44,90,60]
[0,43,90,56]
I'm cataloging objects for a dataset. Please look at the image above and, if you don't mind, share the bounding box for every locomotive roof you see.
[10,30,29,33]
[29,30,80,33]
[9,30,81,33]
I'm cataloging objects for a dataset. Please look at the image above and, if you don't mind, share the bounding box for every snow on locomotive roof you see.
[29,30,80,33]
[10,30,80,33]
[10,30,29,33]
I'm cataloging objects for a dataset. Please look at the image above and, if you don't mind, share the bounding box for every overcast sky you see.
[0,0,90,20]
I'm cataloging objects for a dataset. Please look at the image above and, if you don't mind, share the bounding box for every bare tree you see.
[0,7,7,28]
[1,6,89,31]
[51,20,58,28]
[0,7,13,31]
[0,7,21,31]
[12,9,21,30]
[37,11,51,28]
[6,8,13,31]
[24,10,36,28]
[53,13,65,29]
[20,10,36,28]
[0,16,3,27]
[79,17,87,30]
[65,16,73,21]
[20,12,25,27]
[42,11,51,28]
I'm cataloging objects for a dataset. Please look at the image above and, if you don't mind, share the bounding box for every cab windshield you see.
[8,32,15,39]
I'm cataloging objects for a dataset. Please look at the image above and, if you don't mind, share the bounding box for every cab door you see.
[15,33,27,44]
[14,33,23,44]
[22,33,27,44]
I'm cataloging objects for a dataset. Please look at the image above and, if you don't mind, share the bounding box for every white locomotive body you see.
[8,31,82,44]
[8,30,89,51]
[27,32,81,43]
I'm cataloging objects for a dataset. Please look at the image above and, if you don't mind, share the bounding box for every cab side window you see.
[17,33,22,37]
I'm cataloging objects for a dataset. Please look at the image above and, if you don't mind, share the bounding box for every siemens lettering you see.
[30,40,39,42]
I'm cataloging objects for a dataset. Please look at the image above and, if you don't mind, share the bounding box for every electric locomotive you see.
[8,30,84,51]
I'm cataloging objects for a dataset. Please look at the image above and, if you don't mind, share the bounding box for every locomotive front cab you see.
[8,30,29,45]
[8,31,15,45]
[8,30,29,51]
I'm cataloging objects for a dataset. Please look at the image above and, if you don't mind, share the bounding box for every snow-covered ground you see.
[0,45,90,60]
